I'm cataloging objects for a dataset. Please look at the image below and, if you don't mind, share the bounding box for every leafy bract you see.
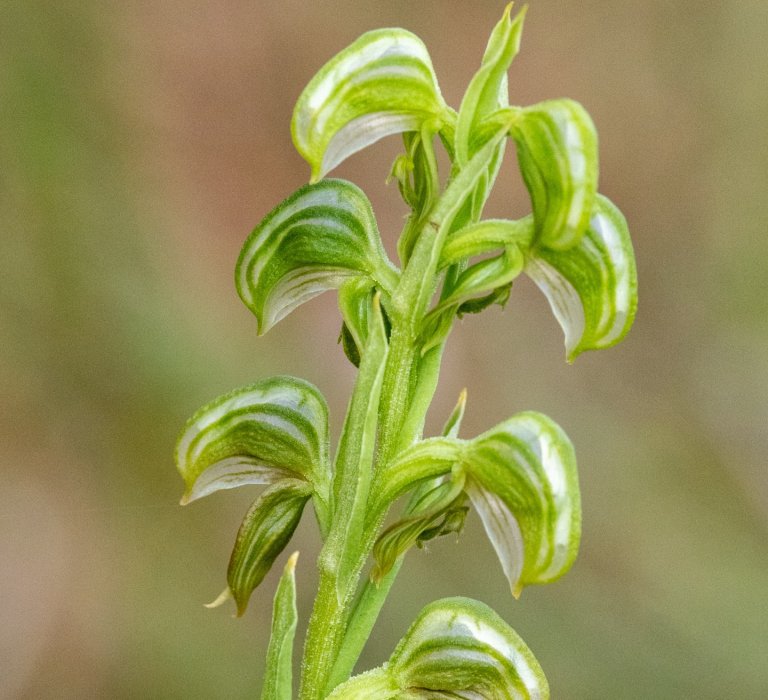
[394,128,442,265]
[433,245,525,314]
[337,277,379,367]
[511,98,598,250]
[292,29,447,180]
[327,597,548,699]
[448,4,525,239]
[455,3,526,166]
[372,471,467,582]
[442,388,467,439]
[260,552,299,700]
[526,193,638,361]
[236,179,397,335]
[175,376,329,507]
[228,481,310,615]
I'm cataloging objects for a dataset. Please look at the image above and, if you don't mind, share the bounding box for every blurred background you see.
[2,1,767,697]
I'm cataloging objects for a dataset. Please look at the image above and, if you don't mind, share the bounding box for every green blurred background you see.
[2,1,767,697]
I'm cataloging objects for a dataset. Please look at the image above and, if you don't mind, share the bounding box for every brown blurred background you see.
[2,1,767,697]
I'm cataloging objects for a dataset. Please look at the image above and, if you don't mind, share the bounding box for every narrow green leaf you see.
[391,597,549,699]
[511,98,598,250]
[228,480,311,615]
[455,3,526,166]
[525,193,638,361]
[442,388,467,439]
[463,412,580,596]
[260,552,299,700]
[175,376,329,507]
[292,29,447,180]
[236,179,397,335]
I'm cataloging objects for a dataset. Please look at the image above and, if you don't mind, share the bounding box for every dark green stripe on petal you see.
[391,597,549,699]
[236,179,397,335]
[175,376,329,507]
[328,598,549,699]
[511,98,598,250]
[292,29,447,180]
[463,412,580,596]
[228,481,311,616]
[525,193,638,361]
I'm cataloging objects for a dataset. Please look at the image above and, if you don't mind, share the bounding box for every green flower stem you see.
[328,344,448,686]
[301,135,509,697]
[300,326,421,699]
[299,566,355,700]
[327,558,404,690]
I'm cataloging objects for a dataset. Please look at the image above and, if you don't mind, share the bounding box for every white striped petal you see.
[329,598,549,699]
[525,193,637,361]
[465,479,524,598]
[292,29,447,180]
[236,179,396,335]
[463,412,580,594]
[390,597,549,699]
[511,99,598,250]
[175,376,329,505]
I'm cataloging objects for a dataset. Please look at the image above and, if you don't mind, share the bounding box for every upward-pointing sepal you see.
[292,29,448,180]
[455,3,526,166]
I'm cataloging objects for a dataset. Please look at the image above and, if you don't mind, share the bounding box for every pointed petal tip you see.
[512,583,523,600]
[179,492,192,506]
[204,587,233,609]
[565,341,583,364]
[286,550,300,573]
